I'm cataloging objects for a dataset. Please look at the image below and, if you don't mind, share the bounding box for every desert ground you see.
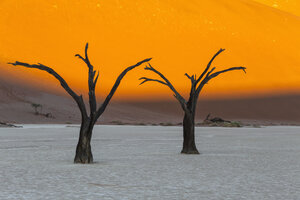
[0,125,299,200]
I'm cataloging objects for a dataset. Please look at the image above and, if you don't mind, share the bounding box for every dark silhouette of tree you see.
[9,43,151,163]
[31,103,42,115]
[140,49,246,154]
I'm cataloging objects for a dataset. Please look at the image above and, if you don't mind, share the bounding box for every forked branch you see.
[75,43,98,115]
[185,73,196,85]
[193,48,246,98]
[139,63,187,112]
[95,58,152,120]
[195,66,246,96]
[185,73,197,97]
[75,43,92,67]
[195,48,225,86]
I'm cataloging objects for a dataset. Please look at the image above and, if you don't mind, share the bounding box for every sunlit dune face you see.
[0,0,300,100]
[254,0,300,16]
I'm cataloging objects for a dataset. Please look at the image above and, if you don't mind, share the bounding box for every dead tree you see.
[9,43,151,163]
[140,49,246,154]
[31,103,42,115]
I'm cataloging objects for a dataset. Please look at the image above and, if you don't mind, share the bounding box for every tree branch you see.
[94,58,152,120]
[75,43,97,117]
[206,67,246,82]
[195,66,246,97]
[185,73,196,85]
[74,54,85,63]
[185,73,197,99]
[195,48,225,86]
[93,71,99,89]
[206,67,216,78]
[141,63,188,112]
[139,77,167,85]
[84,43,91,66]
[8,61,88,119]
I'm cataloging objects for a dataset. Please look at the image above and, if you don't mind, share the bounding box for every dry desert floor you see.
[0,125,300,200]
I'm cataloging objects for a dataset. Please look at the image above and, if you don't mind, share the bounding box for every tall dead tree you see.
[140,49,246,154]
[9,43,151,163]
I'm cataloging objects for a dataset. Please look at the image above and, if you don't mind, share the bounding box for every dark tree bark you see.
[74,119,94,163]
[182,111,198,154]
[140,49,246,154]
[9,43,151,163]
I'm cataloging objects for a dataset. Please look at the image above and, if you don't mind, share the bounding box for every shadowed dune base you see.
[124,96,300,126]
[0,78,300,125]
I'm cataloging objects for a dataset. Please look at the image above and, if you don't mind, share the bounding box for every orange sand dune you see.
[254,0,300,16]
[0,0,300,100]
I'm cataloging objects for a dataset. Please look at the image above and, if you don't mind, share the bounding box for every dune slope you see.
[0,0,299,99]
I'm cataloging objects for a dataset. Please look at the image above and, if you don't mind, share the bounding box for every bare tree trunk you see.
[74,119,94,163]
[181,111,199,154]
